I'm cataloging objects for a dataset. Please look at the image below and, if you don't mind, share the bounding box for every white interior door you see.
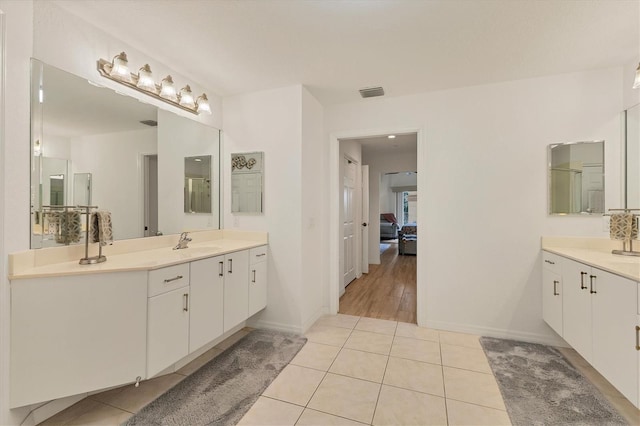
[361,165,369,274]
[343,158,357,287]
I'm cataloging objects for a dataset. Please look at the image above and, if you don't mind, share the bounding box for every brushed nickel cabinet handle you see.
[256,253,266,257]
[580,272,588,290]
[553,280,559,296]
[164,275,183,283]
[589,275,597,294]
[218,261,224,277]
[636,326,640,351]
[183,293,189,312]
[228,259,233,274]
[252,269,256,283]
[544,259,555,265]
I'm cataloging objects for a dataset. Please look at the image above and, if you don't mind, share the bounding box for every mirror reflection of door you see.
[184,156,212,214]
[49,174,65,206]
[73,173,92,206]
[144,154,159,237]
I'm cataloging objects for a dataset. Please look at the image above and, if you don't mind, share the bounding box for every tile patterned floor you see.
[38,316,638,425]
[238,315,512,425]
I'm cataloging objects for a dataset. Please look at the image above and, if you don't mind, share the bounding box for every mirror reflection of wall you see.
[49,175,65,206]
[231,152,264,214]
[548,141,605,215]
[30,59,221,248]
[625,104,640,208]
[184,156,212,214]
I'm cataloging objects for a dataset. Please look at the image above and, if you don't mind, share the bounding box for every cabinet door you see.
[542,268,563,336]
[147,287,190,377]
[591,269,638,406]
[190,256,224,353]
[223,250,250,332]
[10,272,147,408]
[561,258,593,362]
[249,260,267,317]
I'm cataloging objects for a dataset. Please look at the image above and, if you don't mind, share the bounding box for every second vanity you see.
[541,237,640,409]
[8,230,267,408]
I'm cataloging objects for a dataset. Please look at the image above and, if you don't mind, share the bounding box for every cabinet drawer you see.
[148,263,190,297]
[542,251,562,275]
[250,246,268,264]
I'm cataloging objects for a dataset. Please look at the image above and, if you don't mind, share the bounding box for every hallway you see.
[339,244,416,323]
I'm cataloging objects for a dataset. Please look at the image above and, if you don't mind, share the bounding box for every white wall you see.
[300,87,326,329]
[361,149,417,264]
[71,128,157,240]
[223,85,304,331]
[0,1,33,424]
[327,67,623,345]
[157,109,220,235]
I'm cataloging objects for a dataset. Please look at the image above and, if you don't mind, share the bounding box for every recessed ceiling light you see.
[388,135,396,139]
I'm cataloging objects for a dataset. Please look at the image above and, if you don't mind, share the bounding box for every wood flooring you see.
[339,243,417,323]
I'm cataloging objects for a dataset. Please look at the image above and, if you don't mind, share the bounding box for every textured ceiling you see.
[53,0,640,106]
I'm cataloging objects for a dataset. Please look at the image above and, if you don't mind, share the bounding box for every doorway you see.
[332,132,420,323]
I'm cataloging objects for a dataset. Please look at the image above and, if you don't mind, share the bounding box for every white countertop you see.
[542,237,640,282]
[9,230,267,280]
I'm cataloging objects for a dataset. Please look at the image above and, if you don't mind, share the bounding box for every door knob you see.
[362,223,367,227]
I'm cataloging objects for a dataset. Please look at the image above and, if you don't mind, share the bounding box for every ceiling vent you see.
[140,120,158,127]
[359,87,385,98]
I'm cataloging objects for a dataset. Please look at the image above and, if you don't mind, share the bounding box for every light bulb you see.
[136,64,157,93]
[196,94,212,115]
[160,75,177,101]
[179,85,195,108]
[109,52,131,82]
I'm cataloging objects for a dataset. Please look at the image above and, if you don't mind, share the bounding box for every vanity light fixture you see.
[97,51,212,115]
[633,62,640,89]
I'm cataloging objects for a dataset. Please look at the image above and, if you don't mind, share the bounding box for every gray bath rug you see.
[124,329,307,426]
[480,337,627,426]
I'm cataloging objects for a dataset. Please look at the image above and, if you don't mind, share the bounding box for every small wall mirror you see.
[73,172,92,206]
[548,141,605,215]
[231,152,264,214]
[184,155,212,213]
[49,174,65,206]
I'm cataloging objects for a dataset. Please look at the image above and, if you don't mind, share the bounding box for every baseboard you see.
[425,320,569,347]
[301,307,325,333]
[24,393,87,426]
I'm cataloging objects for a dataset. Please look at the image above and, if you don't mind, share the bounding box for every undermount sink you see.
[174,246,220,254]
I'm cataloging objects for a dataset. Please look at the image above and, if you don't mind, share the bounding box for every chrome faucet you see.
[173,232,192,250]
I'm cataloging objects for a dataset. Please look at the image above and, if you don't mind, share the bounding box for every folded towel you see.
[90,210,113,246]
[56,211,82,245]
[46,211,61,236]
[610,212,637,240]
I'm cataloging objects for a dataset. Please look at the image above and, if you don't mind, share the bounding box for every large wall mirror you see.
[624,103,640,209]
[30,59,221,248]
[548,141,605,215]
[231,152,264,214]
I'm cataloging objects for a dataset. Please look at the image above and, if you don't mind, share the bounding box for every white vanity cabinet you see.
[147,264,190,378]
[249,246,268,317]
[590,268,638,407]
[223,250,250,332]
[542,252,563,336]
[561,258,594,362]
[189,256,224,353]
[542,251,639,408]
[10,271,148,408]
